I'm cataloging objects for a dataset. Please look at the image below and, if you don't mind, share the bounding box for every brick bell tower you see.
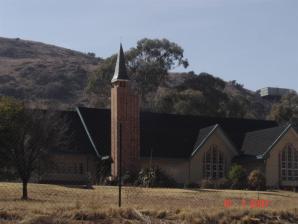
[111,44,140,177]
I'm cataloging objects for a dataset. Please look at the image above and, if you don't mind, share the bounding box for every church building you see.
[42,45,298,188]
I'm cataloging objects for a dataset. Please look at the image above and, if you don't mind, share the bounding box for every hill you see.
[158,72,272,119]
[0,37,273,118]
[0,37,102,108]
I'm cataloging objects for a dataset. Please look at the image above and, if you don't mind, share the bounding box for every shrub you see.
[0,167,18,181]
[104,176,118,186]
[215,178,231,189]
[200,178,231,189]
[185,182,200,188]
[136,167,177,188]
[122,170,138,186]
[248,169,266,190]
[228,164,247,189]
[87,52,96,57]
[200,179,214,189]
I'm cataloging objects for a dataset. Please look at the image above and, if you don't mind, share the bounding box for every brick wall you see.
[111,81,140,177]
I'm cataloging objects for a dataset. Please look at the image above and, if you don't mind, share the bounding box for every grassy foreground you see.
[0,182,298,223]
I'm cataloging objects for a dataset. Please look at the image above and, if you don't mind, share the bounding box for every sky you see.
[0,0,297,91]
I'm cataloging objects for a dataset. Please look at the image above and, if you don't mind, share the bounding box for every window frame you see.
[203,144,225,179]
[280,144,298,181]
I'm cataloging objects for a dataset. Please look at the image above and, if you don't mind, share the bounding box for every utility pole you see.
[118,123,122,207]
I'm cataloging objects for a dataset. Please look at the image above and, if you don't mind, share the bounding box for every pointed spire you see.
[111,43,129,83]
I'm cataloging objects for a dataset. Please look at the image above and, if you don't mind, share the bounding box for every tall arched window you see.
[280,144,298,181]
[203,145,225,179]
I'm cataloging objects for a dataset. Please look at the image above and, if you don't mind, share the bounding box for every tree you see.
[248,169,266,190]
[228,164,247,189]
[126,38,188,98]
[87,55,117,107]
[175,72,229,116]
[136,166,177,188]
[0,97,69,200]
[269,93,298,130]
[87,38,188,108]
[225,95,251,118]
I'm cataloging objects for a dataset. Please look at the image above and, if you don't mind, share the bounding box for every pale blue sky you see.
[0,0,297,91]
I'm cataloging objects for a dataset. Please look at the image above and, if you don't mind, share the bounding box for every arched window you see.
[203,145,225,179]
[280,144,298,181]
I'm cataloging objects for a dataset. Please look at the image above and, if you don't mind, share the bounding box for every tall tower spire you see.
[111,44,140,177]
[111,44,129,83]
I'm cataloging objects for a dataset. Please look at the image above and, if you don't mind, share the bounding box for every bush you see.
[104,176,118,186]
[200,179,214,189]
[136,167,177,188]
[215,178,231,189]
[102,167,177,188]
[228,164,247,189]
[200,178,231,189]
[0,167,18,181]
[185,182,200,188]
[87,52,96,57]
[248,169,266,190]
[122,170,138,186]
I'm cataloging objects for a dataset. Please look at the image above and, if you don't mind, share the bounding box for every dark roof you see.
[54,107,278,159]
[232,154,259,163]
[191,124,218,156]
[50,110,95,155]
[139,111,277,158]
[76,107,110,157]
[241,124,291,157]
[111,44,129,83]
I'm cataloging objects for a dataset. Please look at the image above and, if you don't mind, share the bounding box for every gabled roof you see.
[190,124,238,157]
[51,107,278,159]
[49,110,96,155]
[139,111,277,158]
[191,124,218,157]
[76,107,110,158]
[111,44,129,83]
[241,124,292,158]
[76,108,100,158]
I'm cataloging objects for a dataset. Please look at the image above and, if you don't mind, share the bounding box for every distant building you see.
[257,87,296,100]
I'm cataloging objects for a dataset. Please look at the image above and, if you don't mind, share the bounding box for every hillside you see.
[0,37,102,108]
[164,72,272,119]
[0,37,273,118]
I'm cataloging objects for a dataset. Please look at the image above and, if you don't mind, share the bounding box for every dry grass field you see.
[1,182,298,223]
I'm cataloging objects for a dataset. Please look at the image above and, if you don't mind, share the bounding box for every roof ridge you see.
[245,124,286,135]
[190,124,218,157]
[257,124,292,159]
[140,111,277,123]
[76,107,101,158]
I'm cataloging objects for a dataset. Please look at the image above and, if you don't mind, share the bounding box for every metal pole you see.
[118,123,122,207]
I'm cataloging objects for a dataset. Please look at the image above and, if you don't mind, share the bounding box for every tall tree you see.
[126,38,189,98]
[87,38,188,108]
[175,72,229,116]
[269,93,298,129]
[224,95,252,118]
[0,97,69,199]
